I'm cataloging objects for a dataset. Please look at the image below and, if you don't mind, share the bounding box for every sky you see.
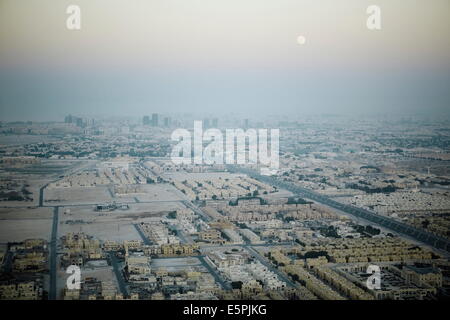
[0,0,449,121]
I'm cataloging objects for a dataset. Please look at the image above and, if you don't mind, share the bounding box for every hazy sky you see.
[0,0,449,121]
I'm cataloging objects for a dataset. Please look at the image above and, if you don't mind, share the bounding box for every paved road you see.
[38,184,46,207]
[229,166,450,253]
[182,200,211,222]
[199,241,294,250]
[49,206,59,300]
[133,224,152,246]
[107,187,115,199]
[244,246,297,288]
[1,251,13,273]
[109,252,128,296]
[198,255,232,290]
[39,199,187,208]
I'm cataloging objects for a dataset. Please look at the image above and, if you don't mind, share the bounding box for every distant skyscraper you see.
[212,118,218,128]
[203,118,210,129]
[143,115,150,126]
[164,117,171,127]
[244,119,249,129]
[152,113,159,127]
[65,114,84,127]
[75,117,84,128]
[64,114,73,124]
[83,118,95,127]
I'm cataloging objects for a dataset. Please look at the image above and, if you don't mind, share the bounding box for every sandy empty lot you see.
[0,207,53,243]
[44,186,113,205]
[58,201,185,242]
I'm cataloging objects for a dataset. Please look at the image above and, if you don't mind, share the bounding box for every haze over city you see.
[1,0,449,120]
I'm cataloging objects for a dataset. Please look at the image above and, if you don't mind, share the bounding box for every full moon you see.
[297,35,306,45]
